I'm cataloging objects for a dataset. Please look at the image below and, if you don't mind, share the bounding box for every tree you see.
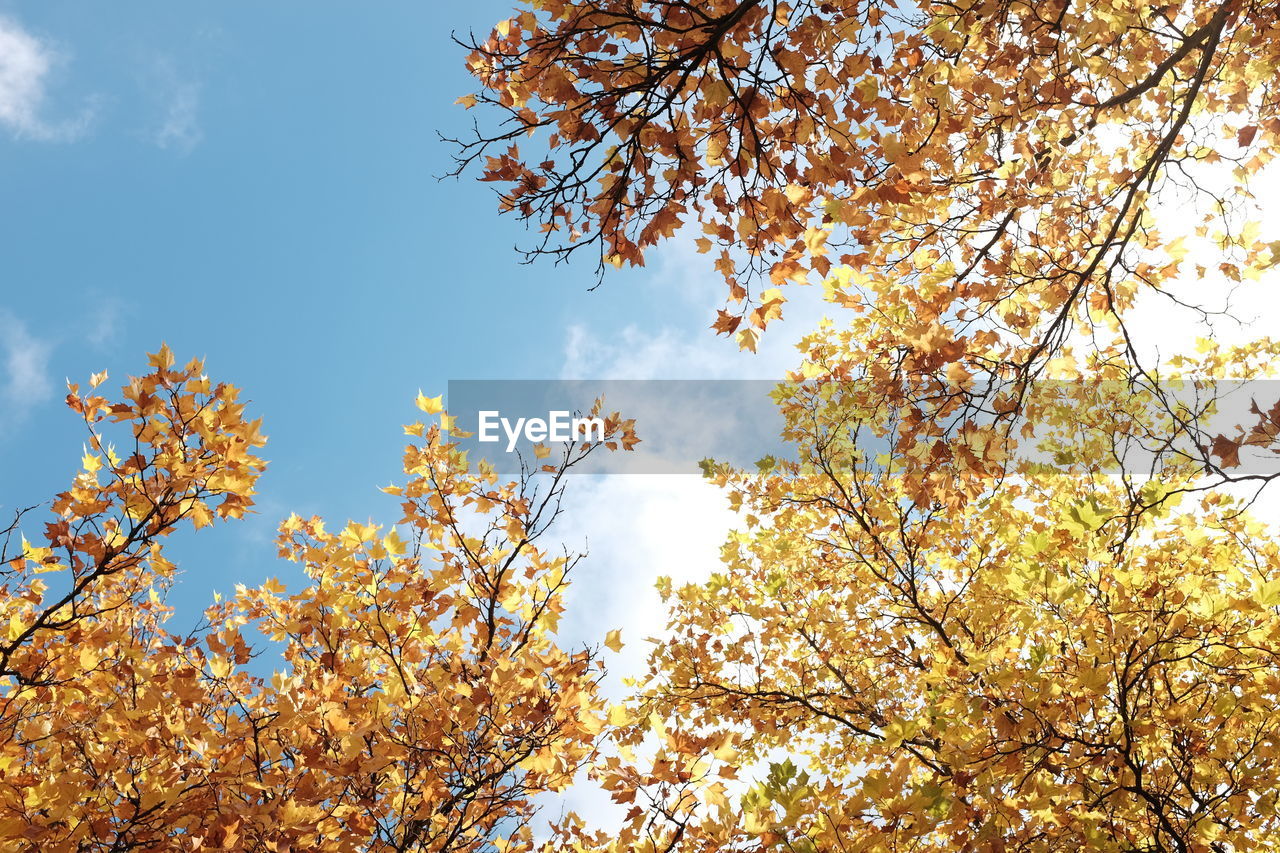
[454,0,1277,405]
[0,349,633,852]
[450,2,1280,850]
[546,348,1280,853]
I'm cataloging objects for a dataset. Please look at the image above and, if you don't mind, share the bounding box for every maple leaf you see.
[414,390,443,414]
[1211,434,1242,469]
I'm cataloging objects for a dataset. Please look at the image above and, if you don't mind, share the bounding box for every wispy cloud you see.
[0,16,92,141]
[150,59,201,152]
[561,232,833,381]
[0,311,54,435]
[85,297,122,348]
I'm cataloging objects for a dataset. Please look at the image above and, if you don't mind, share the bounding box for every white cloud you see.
[85,297,122,348]
[555,476,734,692]
[561,233,835,381]
[150,59,201,152]
[0,16,91,141]
[539,474,735,830]
[0,310,54,434]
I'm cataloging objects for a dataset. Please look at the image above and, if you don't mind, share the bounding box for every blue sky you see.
[0,2,798,632]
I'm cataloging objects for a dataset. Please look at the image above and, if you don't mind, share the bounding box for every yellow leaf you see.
[415,391,444,414]
[384,527,406,556]
[149,343,175,370]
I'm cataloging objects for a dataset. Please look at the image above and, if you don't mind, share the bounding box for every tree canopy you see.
[3,2,1280,851]
[0,351,629,852]
[547,355,1280,852]
[456,0,1277,365]
[451,2,1280,851]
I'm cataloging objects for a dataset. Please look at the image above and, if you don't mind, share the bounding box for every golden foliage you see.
[0,351,617,852]
[456,0,1278,375]
[555,356,1280,852]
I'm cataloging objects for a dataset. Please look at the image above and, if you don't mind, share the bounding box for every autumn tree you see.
[451,1,1280,850]
[454,0,1278,429]
[0,350,632,852]
[541,346,1280,852]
